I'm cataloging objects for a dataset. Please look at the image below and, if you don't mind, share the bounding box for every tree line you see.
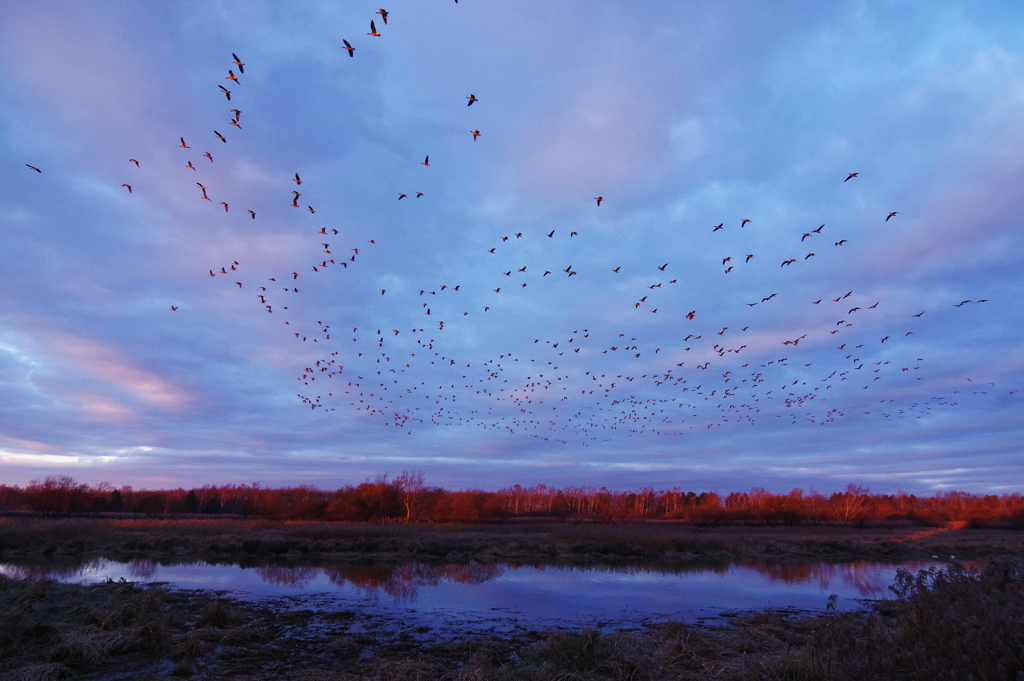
[2,474,1023,527]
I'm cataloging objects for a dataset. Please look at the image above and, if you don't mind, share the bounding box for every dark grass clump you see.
[0,576,173,679]
[801,557,1024,680]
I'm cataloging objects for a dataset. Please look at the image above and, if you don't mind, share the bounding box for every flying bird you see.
[247,210,256,219]
[886,211,898,221]
[25,164,41,172]
[377,8,389,24]
[232,53,244,73]
[129,159,139,167]
[204,152,213,162]
[179,137,189,148]
[741,219,751,227]
[421,155,430,166]
[186,161,195,171]
[471,130,480,140]
[712,223,723,231]
[343,39,354,57]
[226,69,240,84]
[466,94,478,106]
[368,20,380,36]
[294,173,302,184]
[595,196,603,206]
[121,184,132,193]
[219,85,231,100]
[214,130,226,143]
[844,172,858,181]
[170,306,178,311]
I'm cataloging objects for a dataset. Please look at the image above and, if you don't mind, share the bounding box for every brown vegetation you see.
[1,516,1021,567]
[1,559,1020,680]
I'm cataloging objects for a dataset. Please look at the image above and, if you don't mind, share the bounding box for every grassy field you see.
[1,558,1020,680]
[1,517,1021,566]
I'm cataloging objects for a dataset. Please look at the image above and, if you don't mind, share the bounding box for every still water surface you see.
[1,559,952,631]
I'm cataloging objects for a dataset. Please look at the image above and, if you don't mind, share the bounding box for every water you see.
[1,557,954,633]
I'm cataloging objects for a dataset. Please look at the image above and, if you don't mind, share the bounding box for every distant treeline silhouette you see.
[3,474,1023,527]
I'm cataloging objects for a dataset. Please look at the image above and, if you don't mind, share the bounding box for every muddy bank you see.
[1,518,1020,566]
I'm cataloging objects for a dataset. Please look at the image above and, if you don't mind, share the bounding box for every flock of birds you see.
[21,7,1013,445]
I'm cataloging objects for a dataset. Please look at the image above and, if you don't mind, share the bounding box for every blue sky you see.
[1,1,1022,494]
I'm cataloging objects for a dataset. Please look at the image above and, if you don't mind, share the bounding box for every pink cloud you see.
[41,333,193,412]
[0,433,58,455]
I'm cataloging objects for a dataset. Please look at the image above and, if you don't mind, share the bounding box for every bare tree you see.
[394,470,426,522]
[831,484,870,524]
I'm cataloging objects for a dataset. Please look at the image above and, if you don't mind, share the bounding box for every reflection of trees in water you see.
[322,561,505,603]
[254,565,319,588]
[513,562,732,579]
[0,560,98,581]
[128,559,158,579]
[747,561,932,598]
[438,562,504,584]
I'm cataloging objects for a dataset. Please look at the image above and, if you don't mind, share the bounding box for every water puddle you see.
[0,558,955,634]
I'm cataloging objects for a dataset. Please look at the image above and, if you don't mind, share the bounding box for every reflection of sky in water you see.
[0,559,957,629]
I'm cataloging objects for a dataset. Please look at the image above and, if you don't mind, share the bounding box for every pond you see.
[0,558,956,634]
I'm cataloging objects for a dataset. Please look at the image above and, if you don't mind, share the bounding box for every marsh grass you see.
[0,577,173,679]
[798,557,1024,680]
[2,517,1020,566]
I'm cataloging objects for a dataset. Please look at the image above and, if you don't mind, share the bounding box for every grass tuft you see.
[0,663,73,681]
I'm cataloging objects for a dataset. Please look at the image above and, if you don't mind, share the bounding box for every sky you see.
[1,1,1023,495]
